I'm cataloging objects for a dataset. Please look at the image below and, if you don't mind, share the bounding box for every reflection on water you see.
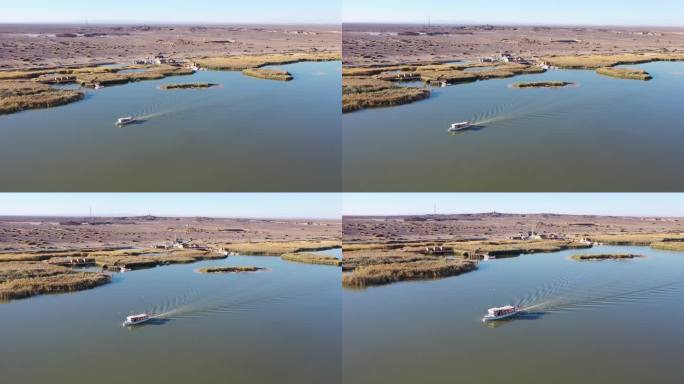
[0,61,341,191]
[343,245,684,384]
[0,255,341,384]
[343,61,684,191]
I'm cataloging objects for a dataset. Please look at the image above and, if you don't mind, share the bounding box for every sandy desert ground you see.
[0,24,341,69]
[0,216,340,252]
[343,23,684,65]
[344,213,684,243]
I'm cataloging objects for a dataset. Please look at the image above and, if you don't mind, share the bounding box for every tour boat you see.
[119,266,132,273]
[115,116,136,126]
[482,305,520,322]
[94,83,104,90]
[448,121,472,132]
[122,313,151,326]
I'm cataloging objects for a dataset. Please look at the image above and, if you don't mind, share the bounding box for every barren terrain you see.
[343,23,684,66]
[343,213,684,243]
[0,24,341,70]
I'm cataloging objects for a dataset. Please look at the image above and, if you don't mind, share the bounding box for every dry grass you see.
[0,80,83,115]
[342,65,416,77]
[242,68,293,81]
[342,249,436,271]
[342,77,395,94]
[75,65,194,87]
[0,262,110,301]
[197,266,265,273]
[91,249,227,270]
[650,242,684,252]
[343,259,477,288]
[448,239,590,257]
[343,86,430,113]
[543,53,684,69]
[195,52,340,71]
[223,240,341,255]
[589,233,684,246]
[571,254,644,261]
[280,252,341,266]
[596,67,652,80]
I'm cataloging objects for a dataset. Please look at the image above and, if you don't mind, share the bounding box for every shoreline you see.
[342,53,684,112]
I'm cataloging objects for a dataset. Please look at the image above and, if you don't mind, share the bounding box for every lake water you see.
[0,254,341,384]
[0,61,341,191]
[343,61,684,191]
[343,245,684,384]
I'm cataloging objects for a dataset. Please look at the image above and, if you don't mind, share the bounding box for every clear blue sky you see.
[0,194,341,219]
[344,0,684,26]
[343,194,684,217]
[2,1,341,24]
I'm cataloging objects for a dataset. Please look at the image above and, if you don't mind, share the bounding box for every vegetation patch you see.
[571,254,644,261]
[343,85,430,113]
[223,241,341,256]
[159,82,219,90]
[343,260,477,288]
[596,67,652,80]
[281,252,341,266]
[542,53,684,69]
[194,52,340,71]
[242,68,293,81]
[512,81,575,88]
[0,262,110,302]
[650,242,684,252]
[91,249,227,271]
[0,81,83,115]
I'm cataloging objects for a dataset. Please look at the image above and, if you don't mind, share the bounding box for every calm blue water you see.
[343,61,684,191]
[0,255,341,384]
[343,245,684,384]
[0,61,341,191]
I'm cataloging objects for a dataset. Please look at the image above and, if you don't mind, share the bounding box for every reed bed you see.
[0,262,110,301]
[543,53,684,69]
[343,260,477,288]
[242,68,293,81]
[512,81,575,88]
[224,240,341,255]
[596,67,652,80]
[571,254,644,261]
[159,82,218,90]
[194,52,340,71]
[280,252,341,266]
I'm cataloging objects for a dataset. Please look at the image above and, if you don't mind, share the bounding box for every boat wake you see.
[132,282,332,322]
[516,273,684,314]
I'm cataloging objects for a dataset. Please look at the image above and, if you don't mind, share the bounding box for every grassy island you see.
[512,81,575,88]
[596,67,652,80]
[0,262,110,301]
[571,254,644,261]
[343,259,477,288]
[197,266,265,273]
[222,240,341,256]
[281,252,341,266]
[242,68,293,81]
[160,82,219,90]
[194,52,340,71]
[0,81,84,115]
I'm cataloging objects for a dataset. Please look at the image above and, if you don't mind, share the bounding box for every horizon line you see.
[342,211,684,218]
[0,214,340,220]
[342,21,684,28]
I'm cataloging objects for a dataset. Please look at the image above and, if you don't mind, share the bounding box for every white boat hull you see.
[482,310,519,322]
